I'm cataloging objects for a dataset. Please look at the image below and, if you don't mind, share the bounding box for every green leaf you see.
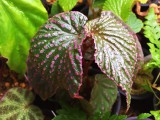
[0,87,44,120]
[85,11,142,111]
[137,113,151,120]
[143,8,160,70]
[126,12,143,33]
[51,1,63,16]
[113,115,127,120]
[102,0,134,22]
[90,74,118,115]
[92,0,106,8]
[52,104,86,120]
[150,110,160,120]
[110,114,127,120]
[0,0,48,74]
[58,0,78,11]
[27,11,88,100]
[88,112,110,120]
[88,111,127,120]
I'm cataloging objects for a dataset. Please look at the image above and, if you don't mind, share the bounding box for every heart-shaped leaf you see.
[0,0,48,74]
[27,11,88,100]
[90,74,118,115]
[0,87,44,120]
[85,11,141,111]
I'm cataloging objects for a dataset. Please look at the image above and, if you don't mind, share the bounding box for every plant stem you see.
[153,72,160,84]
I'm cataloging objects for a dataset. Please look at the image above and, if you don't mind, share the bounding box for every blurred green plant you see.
[0,0,48,75]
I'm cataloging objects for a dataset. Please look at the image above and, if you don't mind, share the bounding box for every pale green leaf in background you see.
[150,110,160,120]
[102,0,134,22]
[58,0,78,11]
[0,0,48,74]
[126,12,143,33]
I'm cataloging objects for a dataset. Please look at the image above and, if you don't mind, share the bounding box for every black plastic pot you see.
[118,87,153,100]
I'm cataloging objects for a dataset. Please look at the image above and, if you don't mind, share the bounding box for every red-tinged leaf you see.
[27,11,88,100]
[85,11,142,111]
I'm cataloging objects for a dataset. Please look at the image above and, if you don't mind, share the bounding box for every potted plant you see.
[0,0,159,119]
[26,0,147,118]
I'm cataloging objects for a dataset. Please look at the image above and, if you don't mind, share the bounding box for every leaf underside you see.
[90,74,118,115]
[27,11,88,100]
[0,87,44,120]
[0,0,48,74]
[85,11,142,111]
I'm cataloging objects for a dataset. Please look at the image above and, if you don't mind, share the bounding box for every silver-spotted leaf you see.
[0,87,44,120]
[27,11,88,100]
[85,11,141,111]
[0,0,48,74]
[90,74,118,115]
